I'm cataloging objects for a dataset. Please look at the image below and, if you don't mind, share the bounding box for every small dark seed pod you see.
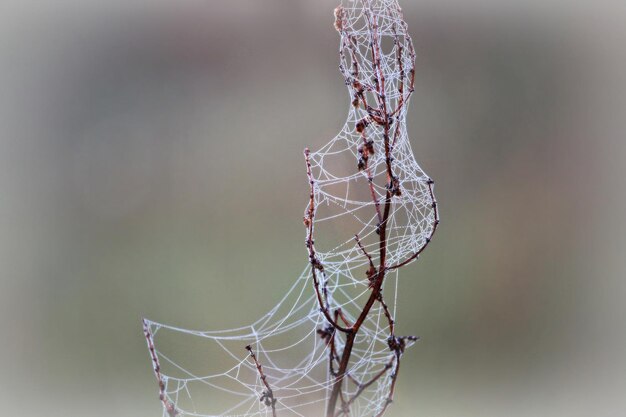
[356,118,369,133]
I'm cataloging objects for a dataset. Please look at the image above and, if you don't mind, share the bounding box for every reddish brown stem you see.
[358,132,383,224]
[246,345,278,417]
[386,180,439,271]
[336,308,353,328]
[335,358,395,417]
[354,234,375,271]
[304,148,352,334]
[323,3,437,416]
[327,5,395,415]
[377,292,395,336]
[373,355,401,417]
[142,319,179,417]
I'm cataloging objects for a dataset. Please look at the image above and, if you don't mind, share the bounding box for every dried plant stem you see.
[142,319,179,417]
[387,180,439,271]
[246,345,278,417]
[305,3,439,417]
[304,148,353,335]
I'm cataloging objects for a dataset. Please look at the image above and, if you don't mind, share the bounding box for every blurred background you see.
[1,0,625,416]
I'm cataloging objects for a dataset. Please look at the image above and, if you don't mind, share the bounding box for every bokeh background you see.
[1,0,625,416]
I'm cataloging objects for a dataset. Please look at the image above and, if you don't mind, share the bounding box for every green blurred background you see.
[1,0,625,415]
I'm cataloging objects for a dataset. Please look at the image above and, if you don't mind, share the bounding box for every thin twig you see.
[246,345,278,417]
[143,319,179,417]
[304,148,352,334]
[335,358,395,417]
[386,180,439,271]
[327,3,397,414]
[319,3,438,416]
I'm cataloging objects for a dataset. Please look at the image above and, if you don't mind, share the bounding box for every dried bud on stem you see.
[356,118,370,134]
[388,175,402,197]
[334,6,344,33]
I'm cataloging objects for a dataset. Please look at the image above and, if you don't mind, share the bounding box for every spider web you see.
[143,1,437,416]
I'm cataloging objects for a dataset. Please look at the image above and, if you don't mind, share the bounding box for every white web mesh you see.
[143,1,438,416]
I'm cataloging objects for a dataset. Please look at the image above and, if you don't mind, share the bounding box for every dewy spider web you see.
[142,1,438,416]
